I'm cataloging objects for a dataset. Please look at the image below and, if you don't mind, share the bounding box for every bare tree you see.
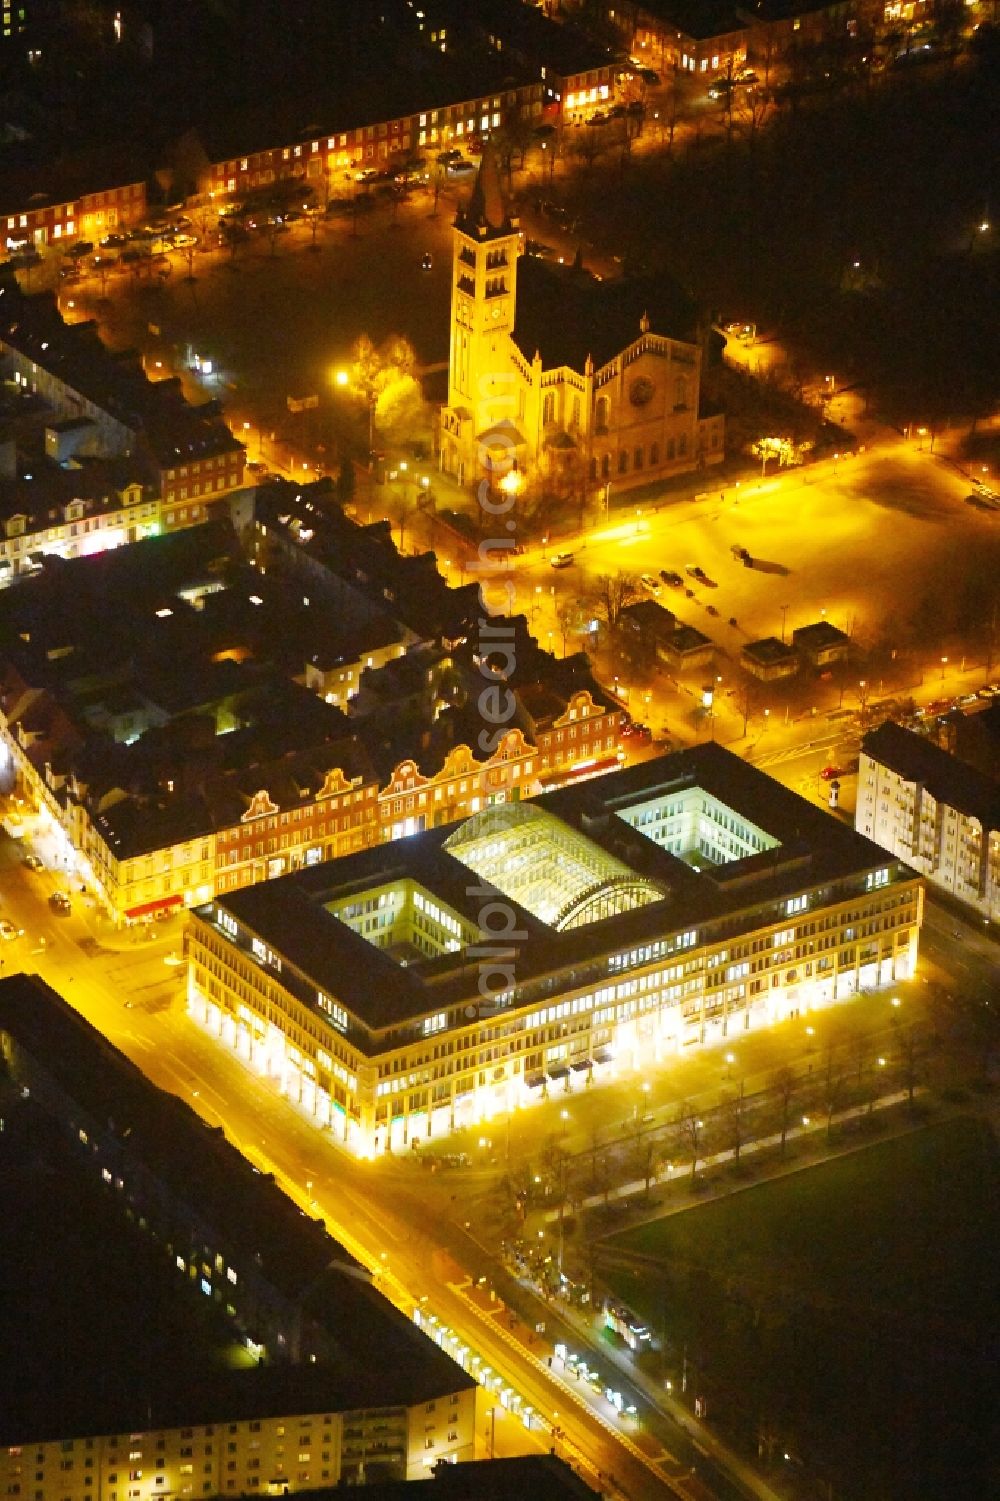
[823,1061,845,1142]
[641,1139,658,1200]
[588,1123,603,1190]
[770,1065,796,1156]
[677,1102,702,1183]
[896,1024,923,1108]
[733,677,758,736]
[722,1084,746,1164]
[592,570,638,633]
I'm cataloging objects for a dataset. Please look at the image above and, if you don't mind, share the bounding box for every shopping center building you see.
[186,744,923,1156]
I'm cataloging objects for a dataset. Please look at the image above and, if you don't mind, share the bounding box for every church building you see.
[438,151,724,497]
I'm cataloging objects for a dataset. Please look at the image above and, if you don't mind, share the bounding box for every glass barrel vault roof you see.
[443,802,667,931]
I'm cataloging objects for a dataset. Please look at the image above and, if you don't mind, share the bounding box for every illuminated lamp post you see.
[500,461,522,504]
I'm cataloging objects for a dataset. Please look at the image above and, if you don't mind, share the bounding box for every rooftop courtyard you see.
[614,786,779,871]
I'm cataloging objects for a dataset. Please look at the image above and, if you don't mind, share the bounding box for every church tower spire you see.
[447,142,522,415]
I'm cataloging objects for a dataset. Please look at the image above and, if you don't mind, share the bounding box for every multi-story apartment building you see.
[186,743,923,1156]
[602,0,752,77]
[402,0,623,121]
[178,70,543,207]
[857,719,1000,922]
[0,448,208,587]
[1,0,27,46]
[0,278,245,506]
[0,974,479,1494]
[0,146,147,252]
[0,502,622,924]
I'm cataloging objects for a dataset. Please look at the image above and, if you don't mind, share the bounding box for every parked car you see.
[21,852,43,871]
[446,159,476,177]
[524,238,554,258]
[550,552,575,569]
[685,564,708,582]
[659,569,683,587]
[639,573,660,593]
[99,232,128,250]
[49,891,71,913]
[820,765,842,781]
[0,918,23,941]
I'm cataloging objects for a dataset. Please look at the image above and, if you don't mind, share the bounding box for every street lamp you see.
[334,367,377,467]
[940,655,948,683]
[500,462,522,501]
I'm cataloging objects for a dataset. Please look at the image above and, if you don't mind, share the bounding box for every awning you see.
[570,1059,593,1073]
[525,1073,546,1090]
[125,893,184,920]
[593,1046,613,1065]
[547,1064,570,1081]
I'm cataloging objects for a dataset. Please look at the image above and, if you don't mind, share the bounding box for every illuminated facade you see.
[0,976,478,1490]
[0,476,200,586]
[194,81,543,202]
[0,1401,479,1501]
[857,719,1000,922]
[439,152,723,497]
[0,169,145,252]
[186,744,923,1156]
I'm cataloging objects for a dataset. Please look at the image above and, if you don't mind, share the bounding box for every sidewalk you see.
[540,1087,918,1228]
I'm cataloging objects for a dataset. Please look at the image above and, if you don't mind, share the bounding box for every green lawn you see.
[600,1115,999,1501]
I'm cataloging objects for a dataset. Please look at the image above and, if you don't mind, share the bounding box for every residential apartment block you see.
[186,744,922,1156]
[0,974,478,1495]
[0,146,146,252]
[0,278,245,508]
[0,500,622,924]
[857,718,1000,922]
[177,70,543,206]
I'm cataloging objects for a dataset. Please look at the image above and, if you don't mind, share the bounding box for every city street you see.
[1,818,995,1501]
[0,842,707,1501]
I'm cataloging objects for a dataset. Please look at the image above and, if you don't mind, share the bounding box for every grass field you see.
[599,1114,999,1501]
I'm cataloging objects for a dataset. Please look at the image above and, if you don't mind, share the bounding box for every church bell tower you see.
[447,146,521,426]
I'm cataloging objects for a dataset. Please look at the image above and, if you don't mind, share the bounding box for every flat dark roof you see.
[0,975,474,1431]
[304,1455,598,1501]
[792,620,849,649]
[201,745,917,1044]
[741,635,798,663]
